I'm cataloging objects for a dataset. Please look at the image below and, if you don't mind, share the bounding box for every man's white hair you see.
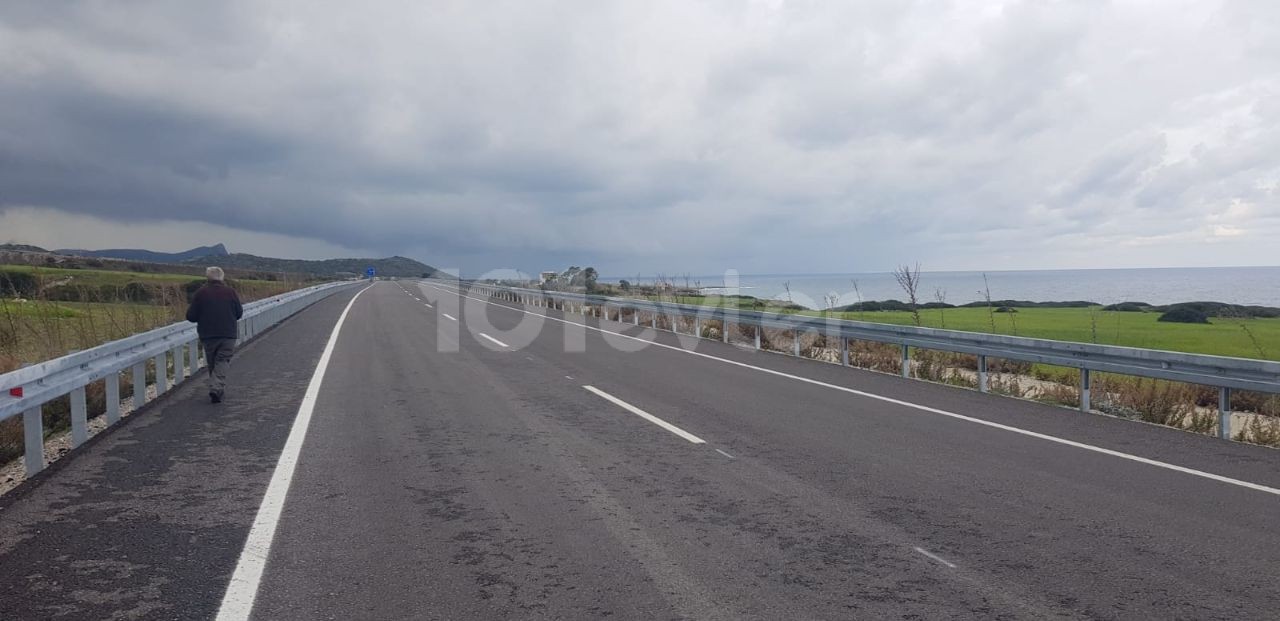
[206,266,225,281]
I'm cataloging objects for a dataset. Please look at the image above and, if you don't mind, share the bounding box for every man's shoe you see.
[210,391,222,404]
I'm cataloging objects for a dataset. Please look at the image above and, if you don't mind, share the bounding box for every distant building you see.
[540,271,558,284]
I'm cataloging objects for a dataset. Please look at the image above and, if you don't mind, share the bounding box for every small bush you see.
[1157,308,1210,324]
[0,270,39,298]
[995,306,1017,313]
[1101,302,1151,312]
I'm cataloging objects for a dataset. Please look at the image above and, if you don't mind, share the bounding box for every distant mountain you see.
[0,243,50,253]
[56,243,229,263]
[186,253,438,278]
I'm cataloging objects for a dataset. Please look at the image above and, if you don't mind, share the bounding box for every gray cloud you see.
[2,0,1279,275]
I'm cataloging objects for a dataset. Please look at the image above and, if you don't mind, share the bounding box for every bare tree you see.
[850,279,865,321]
[823,292,840,317]
[981,273,996,333]
[893,263,922,326]
[933,287,947,329]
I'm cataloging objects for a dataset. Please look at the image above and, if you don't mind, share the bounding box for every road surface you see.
[2,280,1278,620]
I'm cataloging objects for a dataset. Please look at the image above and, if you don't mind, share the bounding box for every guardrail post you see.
[754,327,761,350]
[133,361,147,410]
[633,309,639,325]
[189,339,200,372]
[24,404,43,474]
[106,371,121,425]
[71,385,88,447]
[154,353,168,394]
[1079,368,1091,413]
[841,337,849,366]
[977,355,989,393]
[652,313,658,329]
[723,320,730,343]
[900,344,910,378]
[173,344,185,380]
[695,319,702,338]
[1219,387,1232,440]
[793,330,801,356]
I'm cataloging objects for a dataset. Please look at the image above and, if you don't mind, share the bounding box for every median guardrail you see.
[454,280,1280,441]
[1,281,360,477]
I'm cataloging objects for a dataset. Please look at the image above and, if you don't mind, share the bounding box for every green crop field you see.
[633,294,1280,361]
[0,264,282,287]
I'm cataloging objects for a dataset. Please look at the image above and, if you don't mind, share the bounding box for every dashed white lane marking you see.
[423,302,433,308]
[584,385,706,444]
[423,281,1280,498]
[479,333,510,348]
[442,313,457,321]
[715,448,736,459]
[565,375,574,380]
[216,284,372,621]
[914,547,957,569]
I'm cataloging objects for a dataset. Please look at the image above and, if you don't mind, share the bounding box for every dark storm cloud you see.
[2,0,1279,274]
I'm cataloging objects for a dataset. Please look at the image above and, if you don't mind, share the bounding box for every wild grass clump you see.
[1095,376,1198,428]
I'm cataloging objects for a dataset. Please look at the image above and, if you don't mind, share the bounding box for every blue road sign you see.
[365,266,376,278]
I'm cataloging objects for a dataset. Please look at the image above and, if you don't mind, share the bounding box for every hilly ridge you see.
[1,243,438,278]
[192,252,437,278]
[55,243,229,263]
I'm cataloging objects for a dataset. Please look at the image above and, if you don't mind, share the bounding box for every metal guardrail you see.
[459,281,1280,441]
[1,280,360,476]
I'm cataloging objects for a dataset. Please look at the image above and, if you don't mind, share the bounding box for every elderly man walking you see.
[186,267,243,403]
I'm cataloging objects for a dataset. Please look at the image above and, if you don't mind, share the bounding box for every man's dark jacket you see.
[186,282,244,340]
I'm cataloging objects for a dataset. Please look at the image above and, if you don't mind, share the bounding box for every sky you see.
[1,1,1278,278]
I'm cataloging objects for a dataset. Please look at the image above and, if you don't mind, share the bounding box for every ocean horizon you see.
[604,266,1280,309]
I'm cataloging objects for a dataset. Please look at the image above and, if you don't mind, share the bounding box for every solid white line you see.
[442,313,457,321]
[479,333,509,348]
[215,285,372,621]
[914,547,957,568]
[423,282,1280,498]
[715,448,736,459]
[584,385,706,444]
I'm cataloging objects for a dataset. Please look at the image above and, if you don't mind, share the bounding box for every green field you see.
[641,295,1280,361]
[1,264,284,287]
[1,265,308,365]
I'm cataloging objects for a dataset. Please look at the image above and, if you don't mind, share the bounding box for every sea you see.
[606,267,1280,309]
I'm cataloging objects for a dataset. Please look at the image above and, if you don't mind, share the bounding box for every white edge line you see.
[584,385,706,444]
[215,284,372,621]
[423,282,1280,498]
[479,332,510,348]
[914,547,957,568]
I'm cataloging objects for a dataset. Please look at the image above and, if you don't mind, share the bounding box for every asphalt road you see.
[2,280,1279,620]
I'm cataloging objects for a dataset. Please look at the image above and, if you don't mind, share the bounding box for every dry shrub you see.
[1097,377,1196,428]
[847,340,901,374]
[990,373,1028,398]
[1237,417,1280,447]
[1036,381,1080,408]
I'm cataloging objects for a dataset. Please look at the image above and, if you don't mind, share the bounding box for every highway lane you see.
[397,279,1280,618]
[2,280,1278,619]
[0,285,367,620]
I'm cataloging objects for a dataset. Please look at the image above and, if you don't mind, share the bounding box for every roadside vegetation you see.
[1,264,316,467]
[528,265,1280,449]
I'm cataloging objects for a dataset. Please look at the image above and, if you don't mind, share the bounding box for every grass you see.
[1,265,316,466]
[0,263,285,287]
[821,306,1280,361]
[637,294,1280,361]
